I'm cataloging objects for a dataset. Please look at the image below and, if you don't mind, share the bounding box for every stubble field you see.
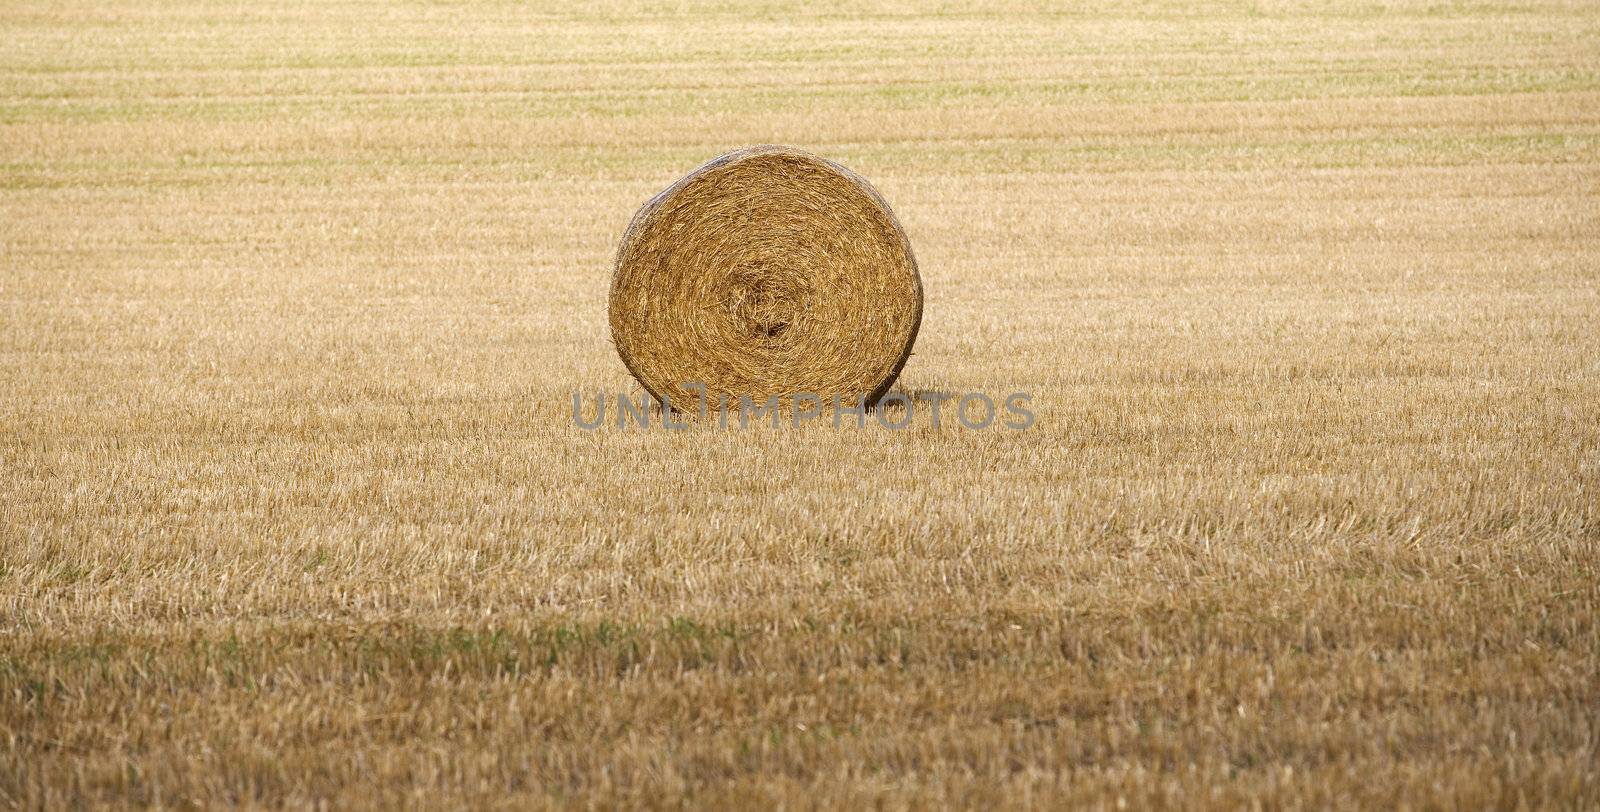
[2,1,1598,807]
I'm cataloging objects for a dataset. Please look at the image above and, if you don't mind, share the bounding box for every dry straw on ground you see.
[4,1,1598,807]
[609,145,923,409]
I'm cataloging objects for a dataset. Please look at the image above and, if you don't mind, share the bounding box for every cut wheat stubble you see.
[609,145,923,411]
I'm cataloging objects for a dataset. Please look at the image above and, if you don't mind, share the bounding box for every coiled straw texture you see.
[610,145,923,411]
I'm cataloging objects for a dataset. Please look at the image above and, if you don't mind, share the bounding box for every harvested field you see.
[2,0,1597,807]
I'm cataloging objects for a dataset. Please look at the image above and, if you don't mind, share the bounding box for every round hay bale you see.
[609,145,922,412]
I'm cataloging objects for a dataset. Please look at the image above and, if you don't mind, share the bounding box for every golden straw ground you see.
[609,145,922,409]
[1,0,1596,807]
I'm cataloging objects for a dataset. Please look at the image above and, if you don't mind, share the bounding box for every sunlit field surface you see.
[3,1,1597,806]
